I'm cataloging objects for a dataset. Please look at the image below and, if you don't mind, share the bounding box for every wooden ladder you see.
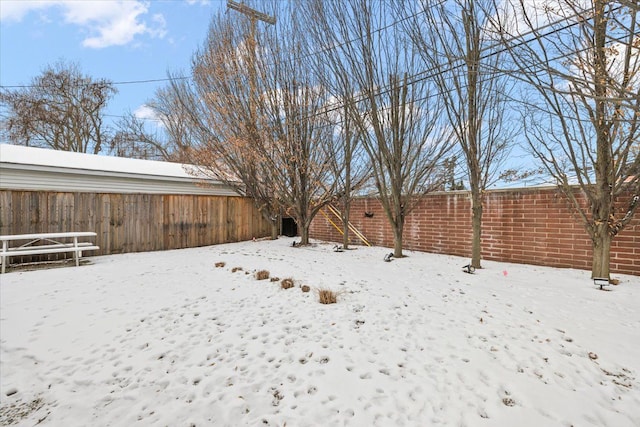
[320,205,371,247]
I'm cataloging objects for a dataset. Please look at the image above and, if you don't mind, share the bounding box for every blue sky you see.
[0,0,550,187]
[0,0,226,122]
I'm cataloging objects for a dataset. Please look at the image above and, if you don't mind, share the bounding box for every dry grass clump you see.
[215,262,226,268]
[281,278,295,290]
[255,270,270,280]
[301,285,311,293]
[231,266,243,273]
[0,397,45,425]
[318,288,338,304]
[270,277,280,282]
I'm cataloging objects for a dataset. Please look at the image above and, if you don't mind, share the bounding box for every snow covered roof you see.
[0,144,201,179]
[0,144,238,196]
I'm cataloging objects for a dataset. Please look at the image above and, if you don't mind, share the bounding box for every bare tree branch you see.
[494,0,640,278]
[401,0,517,268]
[0,60,116,154]
[305,0,454,257]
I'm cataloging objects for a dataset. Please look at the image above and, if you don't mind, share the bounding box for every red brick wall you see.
[310,187,640,276]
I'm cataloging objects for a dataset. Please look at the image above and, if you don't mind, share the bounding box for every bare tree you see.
[326,101,371,249]
[110,113,169,161]
[110,80,195,162]
[401,0,516,268]
[171,11,282,239]
[494,0,639,278]
[0,60,116,154]
[306,0,453,257]
[176,1,338,243]
[250,1,339,245]
[307,22,372,250]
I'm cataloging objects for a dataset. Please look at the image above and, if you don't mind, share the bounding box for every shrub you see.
[255,270,270,280]
[215,262,226,268]
[281,278,295,289]
[301,285,311,293]
[231,267,243,273]
[318,288,338,304]
[270,277,280,282]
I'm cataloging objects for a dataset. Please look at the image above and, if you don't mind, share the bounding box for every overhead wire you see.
[1,2,636,126]
[235,3,636,134]
[0,2,437,90]
[120,3,636,123]
[0,0,610,90]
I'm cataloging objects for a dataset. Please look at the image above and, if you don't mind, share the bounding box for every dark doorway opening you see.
[281,217,297,237]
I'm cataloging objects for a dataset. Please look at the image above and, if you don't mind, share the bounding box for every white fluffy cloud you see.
[134,104,158,121]
[1,1,41,21]
[0,0,166,49]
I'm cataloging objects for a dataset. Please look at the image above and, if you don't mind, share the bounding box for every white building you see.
[0,144,237,196]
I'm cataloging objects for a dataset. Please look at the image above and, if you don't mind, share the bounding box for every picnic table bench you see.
[0,232,99,274]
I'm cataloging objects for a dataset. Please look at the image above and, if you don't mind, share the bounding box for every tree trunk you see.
[471,189,483,269]
[343,117,352,250]
[342,202,351,249]
[590,0,612,280]
[591,223,612,279]
[393,221,404,258]
[299,222,310,245]
[262,211,279,240]
[270,219,279,240]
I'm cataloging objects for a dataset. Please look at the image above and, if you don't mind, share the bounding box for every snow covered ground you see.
[1,237,639,426]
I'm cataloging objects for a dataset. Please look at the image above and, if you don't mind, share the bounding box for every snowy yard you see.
[1,237,639,426]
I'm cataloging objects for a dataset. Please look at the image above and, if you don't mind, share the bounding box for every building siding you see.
[0,164,237,196]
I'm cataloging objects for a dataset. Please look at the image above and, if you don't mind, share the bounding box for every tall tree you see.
[306,0,453,257]
[250,1,340,245]
[326,100,371,249]
[494,0,639,278]
[0,60,116,154]
[402,0,515,268]
[177,1,338,243]
[307,21,372,250]
[171,10,282,239]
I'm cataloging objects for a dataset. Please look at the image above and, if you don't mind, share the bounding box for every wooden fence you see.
[0,190,271,262]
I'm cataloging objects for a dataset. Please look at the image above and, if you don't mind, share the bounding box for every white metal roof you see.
[0,144,238,196]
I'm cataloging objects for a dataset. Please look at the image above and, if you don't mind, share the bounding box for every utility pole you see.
[226,0,276,69]
[227,1,276,25]
[226,0,278,227]
[226,0,276,122]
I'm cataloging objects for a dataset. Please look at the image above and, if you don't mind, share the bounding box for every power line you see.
[1,1,635,120]
[260,3,636,129]
[0,2,617,93]
[0,1,438,90]
[0,75,190,90]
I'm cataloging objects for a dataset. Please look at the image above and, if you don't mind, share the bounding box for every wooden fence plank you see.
[0,190,271,264]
